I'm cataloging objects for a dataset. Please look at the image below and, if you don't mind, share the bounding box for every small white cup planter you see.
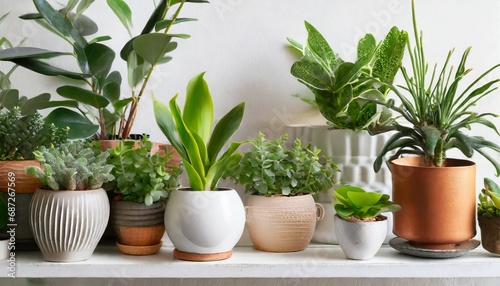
[165,187,245,261]
[334,214,387,260]
[0,239,8,260]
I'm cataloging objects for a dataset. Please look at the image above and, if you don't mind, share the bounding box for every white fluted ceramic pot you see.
[334,214,387,260]
[245,194,324,252]
[29,188,109,262]
[285,125,393,244]
[165,188,245,261]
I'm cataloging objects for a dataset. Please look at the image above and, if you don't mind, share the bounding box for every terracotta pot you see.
[0,160,42,193]
[478,216,500,254]
[389,157,476,248]
[245,194,324,252]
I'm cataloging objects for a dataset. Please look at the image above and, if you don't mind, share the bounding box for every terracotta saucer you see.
[116,241,162,256]
[389,237,480,259]
[173,249,233,262]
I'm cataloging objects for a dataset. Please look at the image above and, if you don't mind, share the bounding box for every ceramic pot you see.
[165,188,245,261]
[29,188,109,262]
[390,157,476,248]
[285,125,393,244]
[478,216,500,254]
[334,214,387,260]
[0,239,8,260]
[111,200,165,255]
[245,194,324,252]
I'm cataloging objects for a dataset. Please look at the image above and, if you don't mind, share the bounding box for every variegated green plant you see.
[153,72,245,191]
[371,1,500,173]
[478,178,500,218]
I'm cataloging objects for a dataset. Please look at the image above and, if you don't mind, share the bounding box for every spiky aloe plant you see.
[153,72,245,191]
[372,0,500,173]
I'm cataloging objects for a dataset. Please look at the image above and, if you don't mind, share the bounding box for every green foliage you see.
[372,1,500,173]
[154,72,245,191]
[107,138,181,206]
[0,107,69,160]
[224,132,340,197]
[0,0,207,139]
[333,185,400,220]
[288,22,407,131]
[0,196,7,230]
[25,140,114,190]
[478,178,500,218]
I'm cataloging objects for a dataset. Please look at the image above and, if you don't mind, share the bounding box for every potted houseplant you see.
[153,72,246,261]
[224,132,340,252]
[0,195,8,260]
[25,140,114,262]
[333,185,400,260]
[286,21,407,244]
[370,1,500,250]
[107,138,181,255]
[478,178,500,255]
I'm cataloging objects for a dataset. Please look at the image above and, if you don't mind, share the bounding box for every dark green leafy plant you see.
[288,21,407,130]
[333,185,400,221]
[224,132,340,196]
[371,1,500,173]
[25,140,114,190]
[478,178,500,218]
[107,138,181,206]
[154,72,245,191]
[0,107,69,160]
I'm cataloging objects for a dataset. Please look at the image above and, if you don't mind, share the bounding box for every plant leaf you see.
[57,85,109,108]
[45,108,98,139]
[132,33,176,65]
[11,58,87,80]
[183,72,213,143]
[106,0,133,37]
[153,96,187,159]
[0,47,68,60]
[155,18,197,31]
[85,43,115,88]
[141,0,168,35]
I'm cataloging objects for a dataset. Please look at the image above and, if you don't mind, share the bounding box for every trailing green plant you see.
[478,178,500,218]
[333,185,400,221]
[224,132,340,197]
[371,0,500,173]
[0,107,69,160]
[25,140,114,190]
[0,196,7,230]
[0,0,207,139]
[288,21,407,130]
[107,138,181,206]
[154,72,245,191]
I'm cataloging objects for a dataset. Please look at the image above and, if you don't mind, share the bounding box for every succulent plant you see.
[224,132,340,197]
[478,178,500,218]
[25,140,114,191]
[107,138,181,206]
[333,185,401,221]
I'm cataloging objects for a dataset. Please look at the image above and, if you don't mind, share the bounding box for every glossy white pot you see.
[334,214,387,260]
[0,239,8,260]
[165,188,245,261]
[29,188,109,262]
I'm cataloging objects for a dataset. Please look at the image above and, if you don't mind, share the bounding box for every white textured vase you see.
[285,125,393,244]
[334,215,387,260]
[29,188,109,262]
[165,188,245,261]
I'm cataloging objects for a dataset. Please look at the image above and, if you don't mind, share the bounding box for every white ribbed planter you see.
[285,125,393,244]
[29,188,109,262]
[165,188,245,261]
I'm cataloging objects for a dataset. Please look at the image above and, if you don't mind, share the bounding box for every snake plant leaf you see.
[191,131,209,170]
[132,33,176,65]
[57,85,110,108]
[155,18,197,31]
[182,158,204,191]
[45,108,98,139]
[304,21,337,73]
[206,153,242,191]
[106,0,133,37]
[153,96,186,159]
[183,72,213,143]
[85,43,115,88]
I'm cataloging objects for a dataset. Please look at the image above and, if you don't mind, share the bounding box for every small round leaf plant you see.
[224,132,340,197]
[333,185,401,222]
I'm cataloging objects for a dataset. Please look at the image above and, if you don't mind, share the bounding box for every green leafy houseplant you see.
[25,140,114,190]
[224,132,340,196]
[371,0,500,172]
[107,138,181,206]
[478,178,500,218]
[154,72,245,191]
[288,21,407,130]
[333,185,401,222]
[0,0,207,139]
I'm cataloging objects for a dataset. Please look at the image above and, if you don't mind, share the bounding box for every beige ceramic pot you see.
[389,157,476,248]
[245,194,324,252]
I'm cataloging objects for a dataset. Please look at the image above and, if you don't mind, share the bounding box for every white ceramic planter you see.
[334,214,387,260]
[165,188,245,261]
[285,125,394,244]
[29,188,109,262]
[0,239,8,260]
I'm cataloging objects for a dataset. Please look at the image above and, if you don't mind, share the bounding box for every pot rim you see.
[334,214,388,224]
[176,186,234,192]
[35,187,105,193]
[389,156,475,169]
[248,193,314,198]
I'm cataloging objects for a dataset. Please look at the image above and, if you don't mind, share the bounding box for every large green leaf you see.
[153,96,187,159]
[183,72,213,143]
[0,89,19,110]
[0,47,68,60]
[103,71,122,102]
[19,92,51,116]
[85,43,115,88]
[290,61,331,90]
[132,33,176,65]
[107,0,132,37]
[56,85,109,108]
[141,0,168,35]
[305,21,337,73]
[206,153,241,191]
[182,159,204,191]
[12,57,87,80]
[45,108,98,139]
[348,191,383,207]
[65,11,98,36]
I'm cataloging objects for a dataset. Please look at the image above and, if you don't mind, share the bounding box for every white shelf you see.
[1,244,500,279]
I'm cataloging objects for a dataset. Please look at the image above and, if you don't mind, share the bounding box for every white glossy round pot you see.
[334,214,387,260]
[29,188,109,262]
[165,188,245,261]
[0,239,8,260]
